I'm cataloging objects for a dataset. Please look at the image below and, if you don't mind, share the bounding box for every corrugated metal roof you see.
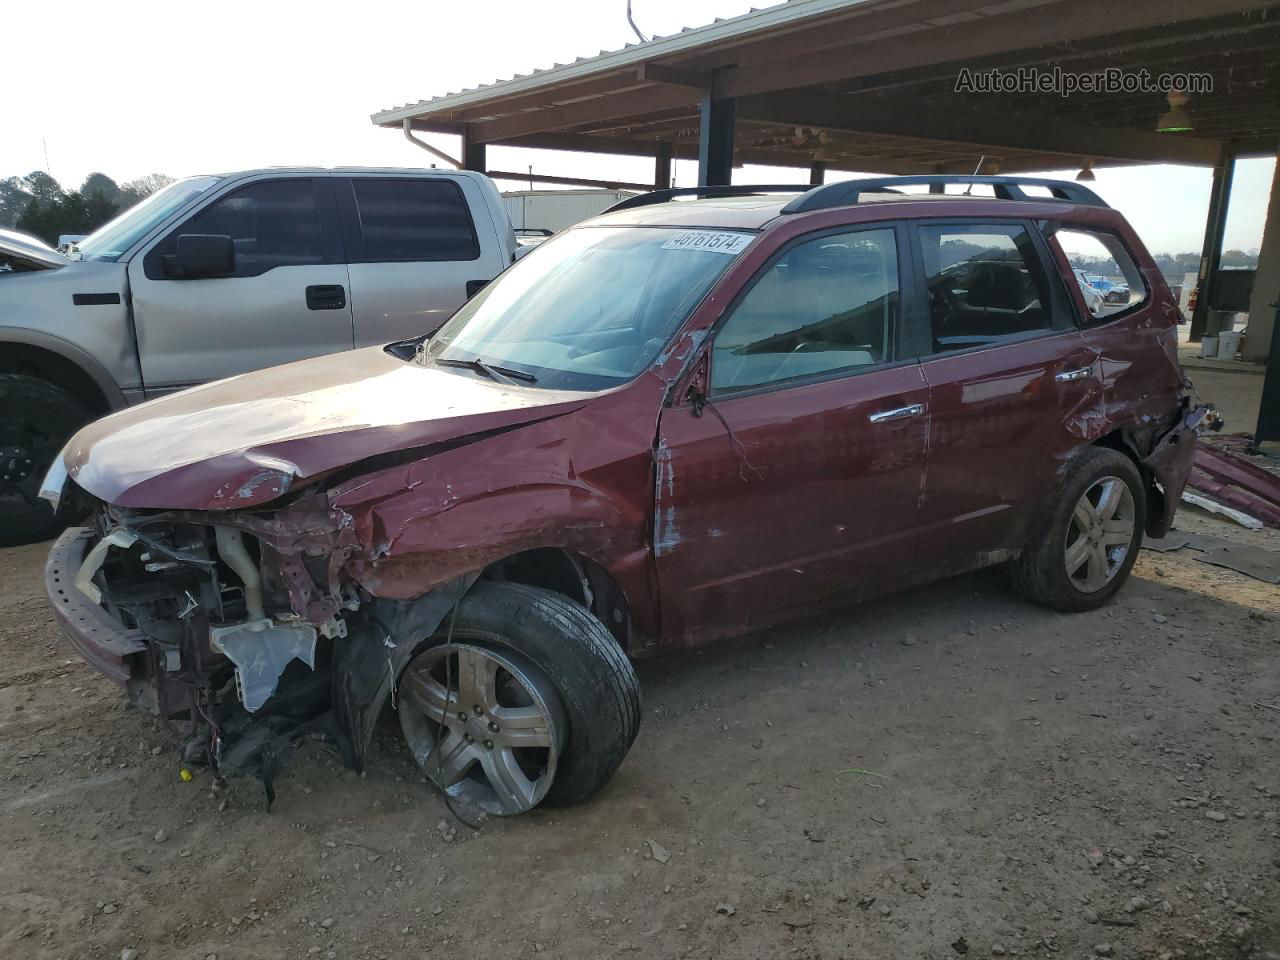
[371,0,870,125]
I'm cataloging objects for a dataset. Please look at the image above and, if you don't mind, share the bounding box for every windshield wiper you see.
[434,355,537,384]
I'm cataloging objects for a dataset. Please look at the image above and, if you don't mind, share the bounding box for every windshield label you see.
[660,231,752,255]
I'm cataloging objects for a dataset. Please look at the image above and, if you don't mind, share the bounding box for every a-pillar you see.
[1243,154,1280,363]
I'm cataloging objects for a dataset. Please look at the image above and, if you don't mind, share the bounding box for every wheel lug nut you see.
[483,739,494,750]
[464,733,474,743]
[456,711,468,722]
[473,705,483,715]
[488,721,499,732]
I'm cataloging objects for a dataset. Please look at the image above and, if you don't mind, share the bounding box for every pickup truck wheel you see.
[1012,447,1146,612]
[0,374,89,547]
[397,581,640,815]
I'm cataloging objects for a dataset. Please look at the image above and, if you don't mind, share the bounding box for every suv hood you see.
[0,228,70,271]
[60,346,593,510]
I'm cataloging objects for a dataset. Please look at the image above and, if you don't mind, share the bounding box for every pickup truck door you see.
[335,175,510,344]
[127,175,353,395]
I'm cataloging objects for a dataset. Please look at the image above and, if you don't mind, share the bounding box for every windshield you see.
[422,225,753,391]
[76,176,221,261]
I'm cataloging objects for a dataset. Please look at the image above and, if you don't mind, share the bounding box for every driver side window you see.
[711,228,898,393]
[144,178,333,280]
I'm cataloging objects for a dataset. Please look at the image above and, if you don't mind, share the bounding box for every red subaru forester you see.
[42,176,1205,815]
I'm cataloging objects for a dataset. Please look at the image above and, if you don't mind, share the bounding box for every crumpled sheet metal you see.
[1186,443,1280,529]
[1140,404,1210,538]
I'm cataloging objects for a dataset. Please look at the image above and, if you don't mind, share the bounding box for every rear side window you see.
[1051,228,1148,321]
[146,178,330,279]
[350,179,479,262]
[917,223,1052,354]
[712,227,898,393]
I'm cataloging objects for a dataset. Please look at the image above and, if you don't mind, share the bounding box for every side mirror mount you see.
[170,234,234,278]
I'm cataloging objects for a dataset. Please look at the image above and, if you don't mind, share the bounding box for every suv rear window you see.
[351,179,479,262]
[918,223,1052,353]
[1050,228,1148,321]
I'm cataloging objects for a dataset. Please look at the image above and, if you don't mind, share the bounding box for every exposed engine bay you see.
[49,499,471,806]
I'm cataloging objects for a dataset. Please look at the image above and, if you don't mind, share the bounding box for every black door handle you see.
[306,284,346,310]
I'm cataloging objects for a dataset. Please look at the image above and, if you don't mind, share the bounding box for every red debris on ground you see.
[1188,436,1280,528]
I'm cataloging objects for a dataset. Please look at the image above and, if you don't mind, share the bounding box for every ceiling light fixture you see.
[1156,91,1193,133]
[1076,161,1096,182]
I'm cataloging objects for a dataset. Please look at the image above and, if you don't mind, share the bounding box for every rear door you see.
[1044,224,1183,423]
[337,175,508,344]
[128,175,352,394]
[654,224,930,641]
[909,219,1098,565]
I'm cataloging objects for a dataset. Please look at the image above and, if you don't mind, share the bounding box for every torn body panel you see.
[1186,441,1280,529]
[1141,403,1211,537]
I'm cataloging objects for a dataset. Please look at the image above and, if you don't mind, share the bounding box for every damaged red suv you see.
[42,176,1205,815]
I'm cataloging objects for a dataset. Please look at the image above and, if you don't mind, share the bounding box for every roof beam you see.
[498,132,661,156]
[486,170,653,190]
[717,0,1279,98]
[447,72,641,124]
[468,85,699,143]
[636,62,710,89]
[736,90,1223,166]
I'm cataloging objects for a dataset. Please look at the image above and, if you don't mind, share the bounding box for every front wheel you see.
[0,374,90,547]
[1012,447,1146,612]
[396,581,640,815]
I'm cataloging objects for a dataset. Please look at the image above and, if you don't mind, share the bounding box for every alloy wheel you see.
[398,642,566,816]
[1064,476,1136,593]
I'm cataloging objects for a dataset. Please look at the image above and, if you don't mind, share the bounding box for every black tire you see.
[423,580,640,808]
[0,374,91,547]
[1011,447,1146,613]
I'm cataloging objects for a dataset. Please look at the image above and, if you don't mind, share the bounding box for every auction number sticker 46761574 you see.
[660,231,753,255]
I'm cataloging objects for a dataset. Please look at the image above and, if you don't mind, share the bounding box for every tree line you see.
[0,171,174,247]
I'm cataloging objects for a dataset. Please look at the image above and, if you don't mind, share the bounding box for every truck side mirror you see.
[172,234,234,278]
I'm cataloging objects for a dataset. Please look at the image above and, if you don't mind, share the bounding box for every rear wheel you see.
[397,581,640,815]
[0,375,90,546]
[1012,447,1145,612]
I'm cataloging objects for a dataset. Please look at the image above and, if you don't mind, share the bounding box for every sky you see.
[5,0,1274,256]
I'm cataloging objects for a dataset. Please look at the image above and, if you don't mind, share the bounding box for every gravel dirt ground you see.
[1,510,1277,960]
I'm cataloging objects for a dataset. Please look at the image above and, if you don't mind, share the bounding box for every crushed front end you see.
[45,498,369,804]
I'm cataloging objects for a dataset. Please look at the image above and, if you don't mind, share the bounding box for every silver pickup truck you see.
[0,167,517,544]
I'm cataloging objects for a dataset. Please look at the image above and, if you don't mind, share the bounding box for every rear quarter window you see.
[350,178,479,262]
[1050,228,1149,322]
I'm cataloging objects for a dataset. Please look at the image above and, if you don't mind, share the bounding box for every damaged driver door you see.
[653,225,929,643]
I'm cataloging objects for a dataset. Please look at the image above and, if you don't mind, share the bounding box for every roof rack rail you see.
[780,176,1108,214]
[604,184,811,213]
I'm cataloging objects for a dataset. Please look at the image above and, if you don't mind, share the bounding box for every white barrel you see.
[1216,330,1243,360]
[1199,336,1219,358]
